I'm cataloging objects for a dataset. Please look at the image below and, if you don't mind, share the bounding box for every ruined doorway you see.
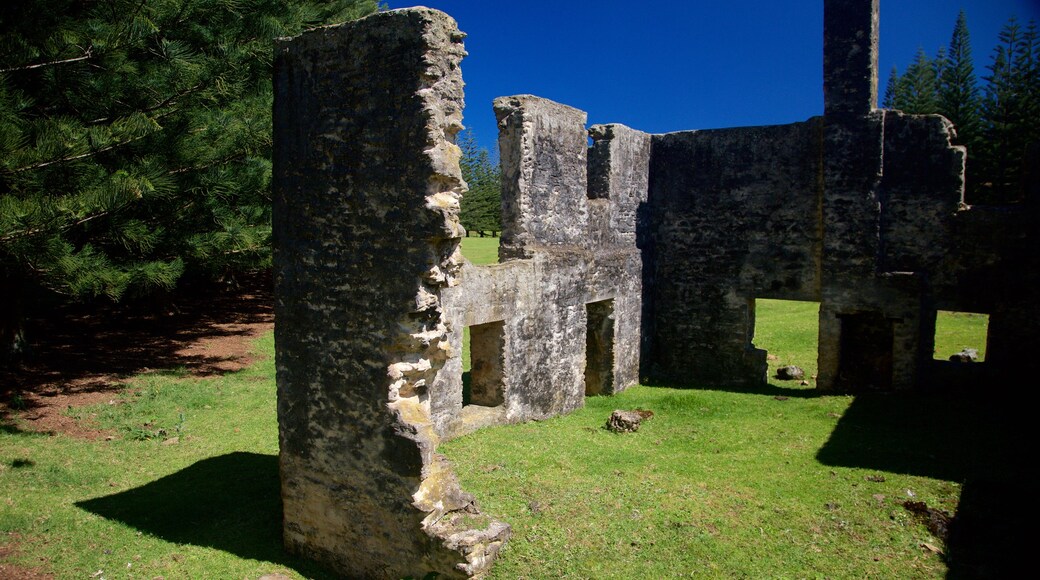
[753,298,821,382]
[585,300,615,395]
[933,310,989,362]
[837,312,894,390]
[465,320,506,407]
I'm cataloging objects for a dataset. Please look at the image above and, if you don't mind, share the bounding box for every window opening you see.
[585,300,615,395]
[464,320,506,407]
[752,298,821,384]
[933,310,988,362]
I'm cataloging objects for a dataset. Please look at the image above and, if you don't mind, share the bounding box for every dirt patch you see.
[0,533,54,580]
[0,273,274,439]
[0,559,53,580]
[903,499,952,542]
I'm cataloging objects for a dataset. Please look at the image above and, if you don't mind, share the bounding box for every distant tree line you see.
[0,0,379,361]
[458,131,502,237]
[883,11,1039,204]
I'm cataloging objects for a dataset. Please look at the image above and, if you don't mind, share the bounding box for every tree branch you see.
[0,207,119,244]
[88,83,205,126]
[169,152,248,175]
[10,132,154,174]
[0,48,93,74]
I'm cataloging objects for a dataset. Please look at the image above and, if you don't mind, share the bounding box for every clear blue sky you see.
[386,1,1040,154]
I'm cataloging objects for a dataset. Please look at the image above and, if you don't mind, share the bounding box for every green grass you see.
[0,335,336,579]
[443,391,945,578]
[0,291,1018,578]
[754,299,821,381]
[437,300,993,578]
[933,310,988,361]
[460,236,500,266]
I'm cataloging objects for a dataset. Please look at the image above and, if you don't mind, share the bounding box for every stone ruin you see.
[271,0,1038,576]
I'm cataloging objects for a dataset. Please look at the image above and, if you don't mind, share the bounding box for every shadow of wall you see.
[815,394,1029,578]
[76,452,338,579]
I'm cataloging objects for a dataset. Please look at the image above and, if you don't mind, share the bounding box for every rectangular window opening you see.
[463,320,506,407]
[585,299,615,396]
[934,310,989,362]
[586,138,610,200]
[752,298,821,385]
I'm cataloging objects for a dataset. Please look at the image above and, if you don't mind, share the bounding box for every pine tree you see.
[885,12,1039,205]
[897,47,941,113]
[0,0,378,359]
[1015,21,1040,155]
[979,17,1038,203]
[938,11,982,144]
[935,11,983,197]
[458,131,502,237]
[882,66,901,109]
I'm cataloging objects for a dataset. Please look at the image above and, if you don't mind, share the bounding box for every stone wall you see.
[272,9,508,578]
[646,121,823,386]
[273,10,648,577]
[640,0,1031,392]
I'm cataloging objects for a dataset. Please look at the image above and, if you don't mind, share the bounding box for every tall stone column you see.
[821,0,884,283]
[273,8,509,578]
[819,0,886,390]
[823,0,879,117]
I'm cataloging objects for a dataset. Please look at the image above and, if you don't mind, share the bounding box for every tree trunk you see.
[0,273,28,365]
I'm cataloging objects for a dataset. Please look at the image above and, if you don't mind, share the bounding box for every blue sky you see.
[386,1,1040,154]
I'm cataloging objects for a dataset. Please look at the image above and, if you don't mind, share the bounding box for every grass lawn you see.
[0,239,1019,578]
[0,334,338,579]
[460,235,500,265]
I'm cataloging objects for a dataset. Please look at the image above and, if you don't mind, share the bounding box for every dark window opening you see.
[585,300,615,396]
[464,320,506,407]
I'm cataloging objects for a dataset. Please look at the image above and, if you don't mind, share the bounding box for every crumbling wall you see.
[273,12,650,577]
[432,97,648,440]
[641,0,1028,392]
[272,9,508,578]
[939,194,1040,383]
[645,122,823,386]
[815,0,980,391]
[586,123,650,394]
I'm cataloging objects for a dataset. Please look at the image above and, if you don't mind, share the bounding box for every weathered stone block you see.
[588,123,652,246]
[645,122,822,386]
[879,112,965,283]
[495,95,589,260]
[824,0,879,116]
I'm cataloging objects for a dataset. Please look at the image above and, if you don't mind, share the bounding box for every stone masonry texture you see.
[273,9,508,578]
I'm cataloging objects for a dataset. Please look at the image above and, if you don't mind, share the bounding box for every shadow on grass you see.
[76,451,336,578]
[644,380,824,399]
[1,272,274,408]
[816,393,1028,579]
